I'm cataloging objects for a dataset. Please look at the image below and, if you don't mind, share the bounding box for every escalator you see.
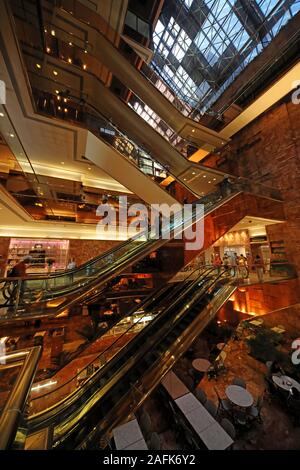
[0,185,241,322]
[23,267,236,449]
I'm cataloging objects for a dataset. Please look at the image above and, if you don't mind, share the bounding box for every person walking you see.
[254,255,264,282]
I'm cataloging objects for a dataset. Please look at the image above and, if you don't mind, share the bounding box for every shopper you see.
[67,258,77,270]
[254,255,264,282]
[213,254,222,275]
[8,256,31,277]
[238,254,248,278]
[6,256,32,308]
[223,253,230,274]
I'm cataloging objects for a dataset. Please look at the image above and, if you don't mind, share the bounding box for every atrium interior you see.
[0,0,300,452]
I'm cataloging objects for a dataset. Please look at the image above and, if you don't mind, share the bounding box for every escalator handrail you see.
[30,269,226,440]
[29,265,214,406]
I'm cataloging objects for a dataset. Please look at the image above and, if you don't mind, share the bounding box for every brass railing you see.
[0,346,42,449]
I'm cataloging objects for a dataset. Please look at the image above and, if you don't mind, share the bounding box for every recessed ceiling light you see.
[192,171,196,175]
[53,70,58,76]
[84,49,88,54]
[69,42,73,46]
[83,64,87,70]
[192,129,195,133]
[46,47,51,53]
[9,133,14,138]
[183,178,187,181]
[213,178,216,181]
[36,63,42,69]
[68,58,72,64]
[57,106,61,110]
[203,175,207,178]
[0,112,4,117]
[61,161,65,165]
[63,98,67,103]
[208,181,211,184]
[51,30,55,36]
[64,108,68,112]
[88,167,91,170]
[44,28,47,33]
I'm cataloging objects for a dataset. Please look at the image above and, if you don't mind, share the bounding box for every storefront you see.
[6,239,69,275]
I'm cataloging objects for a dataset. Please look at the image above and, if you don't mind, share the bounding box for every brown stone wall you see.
[231,279,300,316]
[0,237,10,276]
[184,192,284,264]
[203,98,300,279]
[68,239,121,266]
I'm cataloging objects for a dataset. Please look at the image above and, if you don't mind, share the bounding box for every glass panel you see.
[150,0,299,118]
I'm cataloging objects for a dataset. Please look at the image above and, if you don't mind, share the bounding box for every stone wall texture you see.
[203,98,300,280]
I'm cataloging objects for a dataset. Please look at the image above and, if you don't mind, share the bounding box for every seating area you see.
[161,371,234,450]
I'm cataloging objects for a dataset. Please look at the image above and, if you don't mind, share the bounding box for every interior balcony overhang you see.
[52,4,300,154]
[0,2,177,218]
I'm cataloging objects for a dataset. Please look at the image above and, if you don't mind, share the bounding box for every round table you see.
[192,358,211,372]
[272,375,300,392]
[225,385,254,408]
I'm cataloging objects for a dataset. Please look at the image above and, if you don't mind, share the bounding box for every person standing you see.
[67,257,77,284]
[213,254,222,275]
[223,253,230,275]
[254,255,264,282]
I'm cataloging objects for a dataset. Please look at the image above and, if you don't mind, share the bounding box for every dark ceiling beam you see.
[234,0,270,42]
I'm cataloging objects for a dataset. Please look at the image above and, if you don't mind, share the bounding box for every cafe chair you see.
[221,418,236,440]
[140,411,153,440]
[233,409,248,427]
[232,377,246,389]
[148,432,162,450]
[214,387,232,415]
[195,388,207,405]
[249,395,264,422]
[204,399,218,418]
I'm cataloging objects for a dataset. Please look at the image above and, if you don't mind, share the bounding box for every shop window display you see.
[6,239,69,274]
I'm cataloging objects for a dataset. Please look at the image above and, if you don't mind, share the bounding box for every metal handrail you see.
[0,346,42,449]
[28,265,213,407]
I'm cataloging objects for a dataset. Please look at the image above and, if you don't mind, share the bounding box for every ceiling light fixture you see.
[192,171,196,175]
[69,42,73,46]
[0,112,4,117]
[191,129,195,133]
[68,58,72,64]
[203,175,207,178]
[36,63,42,69]
[84,49,88,54]
[61,161,65,165]
[83,64,87,70]
[53,70,58,76]
[9,133,14,138]
[51,30,55,36]
[46,47,51,53]
[57,106,61,110]
[55,89,59,94]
